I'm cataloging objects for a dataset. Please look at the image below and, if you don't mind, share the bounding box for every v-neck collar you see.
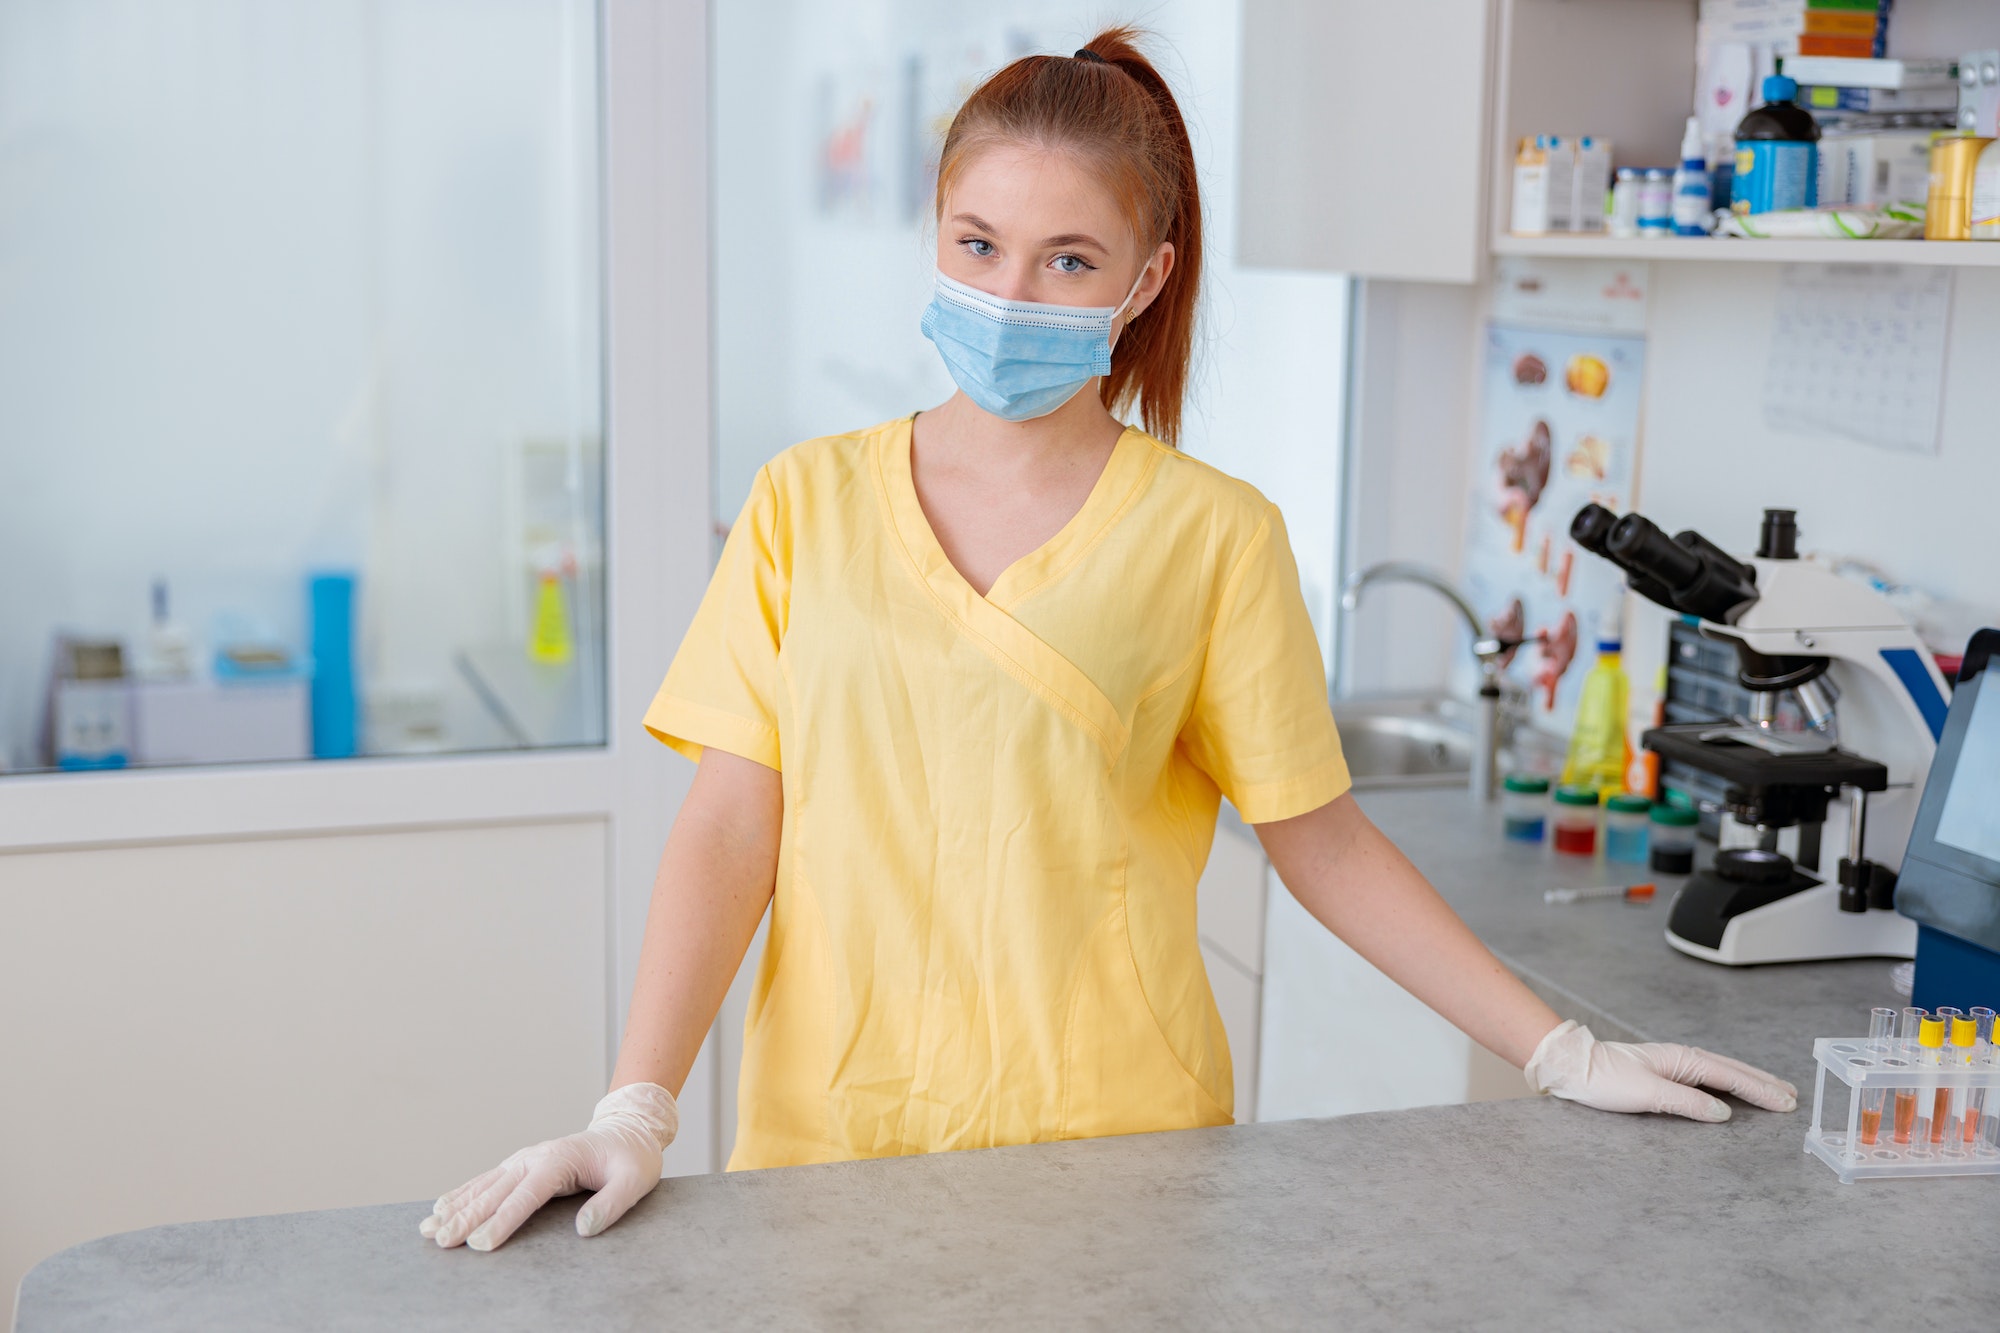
[884,412,1152,612]
[876,413,1152,767]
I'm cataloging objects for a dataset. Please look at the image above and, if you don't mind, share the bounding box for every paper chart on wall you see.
[1462,321,1644,732]
[1762,264,1952,457]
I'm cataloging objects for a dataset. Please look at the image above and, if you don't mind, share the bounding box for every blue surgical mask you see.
[919,267,1146,422]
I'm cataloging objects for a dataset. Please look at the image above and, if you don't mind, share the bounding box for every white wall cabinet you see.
[1236,0,1493,282]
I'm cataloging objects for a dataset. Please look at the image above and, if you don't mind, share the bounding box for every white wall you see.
[1642,264,2000,615]
[0,821,610,1324]
[1345,263,2000,701]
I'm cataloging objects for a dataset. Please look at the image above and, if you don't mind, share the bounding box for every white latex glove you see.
[1523,1020,1798,1122]
[420,1082,678,1252]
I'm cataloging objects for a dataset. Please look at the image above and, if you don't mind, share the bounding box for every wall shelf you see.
[1492,234,2000,267]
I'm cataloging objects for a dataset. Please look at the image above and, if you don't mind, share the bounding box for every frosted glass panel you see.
[0,0,605,773]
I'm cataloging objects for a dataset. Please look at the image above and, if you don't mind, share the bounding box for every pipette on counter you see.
[1543,882,1656,905]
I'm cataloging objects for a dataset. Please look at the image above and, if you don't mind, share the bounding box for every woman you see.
[422,28,1793,1253]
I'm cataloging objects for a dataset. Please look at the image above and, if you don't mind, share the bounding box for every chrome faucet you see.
[1339,561,1521,802]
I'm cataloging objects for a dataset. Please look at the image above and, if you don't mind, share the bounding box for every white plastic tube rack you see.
[1806,1036,2000,1183]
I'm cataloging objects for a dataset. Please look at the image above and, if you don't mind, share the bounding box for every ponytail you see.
[934,26,1203,446]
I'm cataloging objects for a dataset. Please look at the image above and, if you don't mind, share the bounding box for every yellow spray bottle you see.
[1561,638,1628,796]
[529,569,574,665]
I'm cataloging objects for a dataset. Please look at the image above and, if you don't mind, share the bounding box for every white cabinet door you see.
[1258,885,1532,1120]
[1197,812,1271,1121]
[1237,0,1493,282]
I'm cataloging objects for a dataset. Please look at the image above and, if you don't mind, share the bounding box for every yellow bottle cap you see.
[1919,1017,1945,1048]
[1951,1017,1977,1047]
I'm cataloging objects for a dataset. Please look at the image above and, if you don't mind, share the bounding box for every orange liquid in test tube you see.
[1893,1090,1918,1144]
[1859,1106,1882,1146]
[1931,1088,1952,1144]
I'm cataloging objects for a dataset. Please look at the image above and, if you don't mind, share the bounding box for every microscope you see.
[1571,504,1952,965]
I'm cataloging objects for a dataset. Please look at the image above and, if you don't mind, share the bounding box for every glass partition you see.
[0,0,605,774]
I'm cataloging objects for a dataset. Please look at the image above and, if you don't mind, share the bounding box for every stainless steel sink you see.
[1332,695,1474,789]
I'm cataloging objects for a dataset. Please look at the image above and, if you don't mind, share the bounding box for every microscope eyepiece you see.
[1758,508,1799,560]
[1569,503,1618,557]
[1569,504,1762,624]
[1606,512,1704,589]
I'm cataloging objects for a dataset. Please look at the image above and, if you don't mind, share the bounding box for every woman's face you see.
[937,141,1172,332]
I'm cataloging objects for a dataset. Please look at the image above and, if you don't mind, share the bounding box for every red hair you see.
[934,26,1202,447]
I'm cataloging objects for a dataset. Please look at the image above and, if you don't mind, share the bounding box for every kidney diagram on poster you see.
[1460,261,1648,733]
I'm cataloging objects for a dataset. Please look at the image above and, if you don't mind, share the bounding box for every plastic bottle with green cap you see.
[1502,774,1551,842]
[1649,803,1699,874]
[1552,784,1601,856]
[1604,793,1652,863]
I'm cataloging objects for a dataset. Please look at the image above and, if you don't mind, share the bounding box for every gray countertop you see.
[17,788,2000,1330]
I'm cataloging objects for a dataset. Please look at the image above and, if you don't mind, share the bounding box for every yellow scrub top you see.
[646,415,1349,1169]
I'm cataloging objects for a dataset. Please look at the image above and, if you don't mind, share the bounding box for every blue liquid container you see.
[1733,75,1819,215]
[1605,793,1652,863]
[309,572,358,759]
[1502,774,1550,842]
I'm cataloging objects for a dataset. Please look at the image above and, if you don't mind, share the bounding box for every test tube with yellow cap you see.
[1932,1008,1964,1145]
[1859,1007,1896,1146]
[1893,1007,1925,1145]
[1915,1015,1946,1151]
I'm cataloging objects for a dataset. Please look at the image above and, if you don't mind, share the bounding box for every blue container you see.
[309,572,358,759]
[1502,774,1550,842]
[1604,794,1652,863]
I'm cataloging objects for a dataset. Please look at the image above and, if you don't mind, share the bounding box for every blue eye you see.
[1052,254,1092,274]
[961,237,994,257]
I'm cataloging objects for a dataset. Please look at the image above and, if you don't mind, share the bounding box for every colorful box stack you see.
[1798,0,1889,60]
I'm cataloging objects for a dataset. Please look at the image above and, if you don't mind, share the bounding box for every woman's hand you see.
[1523,1020,1798,1122]
[420,1082,679,1251]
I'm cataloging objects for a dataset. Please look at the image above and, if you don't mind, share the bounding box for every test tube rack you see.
[1806,1037,2000,1183]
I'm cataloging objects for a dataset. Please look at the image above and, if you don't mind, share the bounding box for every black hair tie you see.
[1073,47,1106,63]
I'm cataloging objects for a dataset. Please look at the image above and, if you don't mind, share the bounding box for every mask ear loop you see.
[1117,262,1149,324]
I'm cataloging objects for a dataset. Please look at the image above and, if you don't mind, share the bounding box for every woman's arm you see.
[424,746,782,1250]
[1251,791,1559,1068]
[611,746,783,1097]
[1251,791,1796,1120]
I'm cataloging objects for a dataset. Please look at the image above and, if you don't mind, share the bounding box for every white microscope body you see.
[1677,558,1947,964]
[1573,504,1952,966]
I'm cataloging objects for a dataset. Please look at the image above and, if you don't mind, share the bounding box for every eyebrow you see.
[951,213,1109,254]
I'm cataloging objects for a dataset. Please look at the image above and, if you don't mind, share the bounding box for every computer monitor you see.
[1897,628,2000,1009]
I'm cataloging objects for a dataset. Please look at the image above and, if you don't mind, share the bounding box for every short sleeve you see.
[1179,503,1350,823]
[643,465,788,770]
